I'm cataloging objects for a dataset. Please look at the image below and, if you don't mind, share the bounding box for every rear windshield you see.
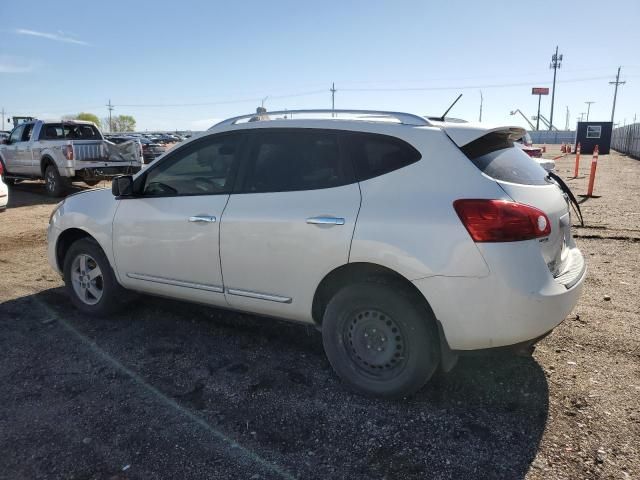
[461,133,549,186]
[40,123,102,140]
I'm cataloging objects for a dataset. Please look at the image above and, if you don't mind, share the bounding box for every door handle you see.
[189,215,216,223]
[306,216,345,225]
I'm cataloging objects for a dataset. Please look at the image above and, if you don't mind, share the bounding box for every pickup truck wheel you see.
[44,165,69,197]
[63,238,129,316]
[322,283,439,398]
[0,160,15,185]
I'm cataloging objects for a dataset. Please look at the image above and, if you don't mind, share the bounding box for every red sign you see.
[532,87,550,95]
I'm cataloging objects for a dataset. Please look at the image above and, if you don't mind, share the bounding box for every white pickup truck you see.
[0,119,142,196]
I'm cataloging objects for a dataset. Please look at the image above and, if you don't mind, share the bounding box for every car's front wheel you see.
[63,238,128,316]
[322,283,439,398]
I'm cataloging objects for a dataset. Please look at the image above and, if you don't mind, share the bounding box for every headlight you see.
[49,200,64,224]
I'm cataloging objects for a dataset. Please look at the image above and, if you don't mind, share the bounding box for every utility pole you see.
[565,106,570,130]
[579,112,586,122]
[478,90,483,122]
[609,66,626,123]
[549,46,563,131]
[585,101,595,121]
[330,82,336,116]
[1,107,5,131]
[106,99,114,133]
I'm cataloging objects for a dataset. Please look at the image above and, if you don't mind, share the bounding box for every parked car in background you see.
[0,120,142,196]
[515,135,555,172]
[47,109,586,398]
[0,131,10,141]
[0,164,8,211]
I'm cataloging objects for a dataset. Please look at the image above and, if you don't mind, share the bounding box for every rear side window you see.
[242,130,347,193]
[40,123,101,140]
[343,133,421,181]
[461,133,548,186]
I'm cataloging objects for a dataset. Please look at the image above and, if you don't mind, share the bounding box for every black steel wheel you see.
[322,282,439,398]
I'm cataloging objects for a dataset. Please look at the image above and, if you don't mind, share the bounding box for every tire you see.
[63,238,129,316]
[322,283,439,398]
[84,180,100,187]
[44,164,70,197]
[0,159,16,185]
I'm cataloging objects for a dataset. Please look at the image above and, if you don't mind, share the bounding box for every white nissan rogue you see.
[47,109,586,398]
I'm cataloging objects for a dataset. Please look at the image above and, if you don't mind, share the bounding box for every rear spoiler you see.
[441,123,526,149]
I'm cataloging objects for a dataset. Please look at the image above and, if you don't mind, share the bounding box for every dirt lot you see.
[1,148,639,480]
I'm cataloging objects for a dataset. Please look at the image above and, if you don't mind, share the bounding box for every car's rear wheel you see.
[84,180,101,187]
[44,165,69,197]
[322,283,439,398]
[63,238,128,316]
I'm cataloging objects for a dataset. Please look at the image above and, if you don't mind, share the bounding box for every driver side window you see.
[9,125,25,143]
[143,134,243,196]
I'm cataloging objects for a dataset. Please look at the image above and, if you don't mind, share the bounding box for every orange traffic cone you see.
[586,145,599,197]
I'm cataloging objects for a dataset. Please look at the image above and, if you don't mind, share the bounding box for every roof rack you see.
[211,109,432,129]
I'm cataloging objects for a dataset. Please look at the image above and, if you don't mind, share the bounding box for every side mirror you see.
[2,139,10,145]
[112,175,134,197]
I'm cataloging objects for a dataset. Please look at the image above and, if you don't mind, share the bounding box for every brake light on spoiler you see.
[454,199,551,242]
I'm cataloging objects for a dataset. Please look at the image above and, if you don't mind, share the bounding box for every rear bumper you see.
[75,165,141,181]
[413,242,586,350]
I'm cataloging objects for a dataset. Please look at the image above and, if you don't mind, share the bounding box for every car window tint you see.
[9,125,25,143]
[468,147,549,186]
[243,131,344,193]
[345,133,421,181]
[21,124,34,142]
[143,135,241,196]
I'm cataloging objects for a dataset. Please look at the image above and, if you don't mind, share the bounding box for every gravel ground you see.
[0,149,639,479]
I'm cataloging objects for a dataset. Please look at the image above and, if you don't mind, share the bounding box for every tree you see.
[75,112,101,127]
[103,115,136,133]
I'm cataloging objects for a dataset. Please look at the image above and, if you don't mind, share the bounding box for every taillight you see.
[63,143,74,160]
[0,162,3,175]
[453,199,551,242]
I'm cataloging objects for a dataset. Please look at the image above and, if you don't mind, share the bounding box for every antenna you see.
[437,94,463,121]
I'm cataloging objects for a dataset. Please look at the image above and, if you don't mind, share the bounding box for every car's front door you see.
[15,122,35,173]
[112,132,245,305]
[220,129,361,322]
[2,124,24,174]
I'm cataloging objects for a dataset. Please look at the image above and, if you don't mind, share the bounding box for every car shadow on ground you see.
[6,180,100,208]
[1,287,549,479]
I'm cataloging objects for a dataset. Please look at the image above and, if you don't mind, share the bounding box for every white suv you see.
[47,110,586,398]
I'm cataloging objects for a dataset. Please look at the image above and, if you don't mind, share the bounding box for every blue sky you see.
[1,0,639,131]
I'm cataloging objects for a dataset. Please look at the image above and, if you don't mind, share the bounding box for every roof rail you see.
[211,109,432,129]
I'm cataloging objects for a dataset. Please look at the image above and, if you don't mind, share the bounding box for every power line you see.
[330,82,337,116]
[609,66,626,123]
[585,101,595,121]
[549,46,563,131]
[106,99,114,133]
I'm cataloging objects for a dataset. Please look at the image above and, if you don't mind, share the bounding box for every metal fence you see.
[527,130,576,145]
[611,123,640,159]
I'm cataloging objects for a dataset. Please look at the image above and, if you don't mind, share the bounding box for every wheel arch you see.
[312,262,436,325]
[313,261,456,370]
[40,155,56,177]
[55,228,96,272]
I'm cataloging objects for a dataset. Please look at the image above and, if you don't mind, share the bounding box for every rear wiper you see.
[548,171,584,227]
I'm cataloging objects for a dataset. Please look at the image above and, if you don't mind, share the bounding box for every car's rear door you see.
[112,132,245,305]
[219,128,361,322]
